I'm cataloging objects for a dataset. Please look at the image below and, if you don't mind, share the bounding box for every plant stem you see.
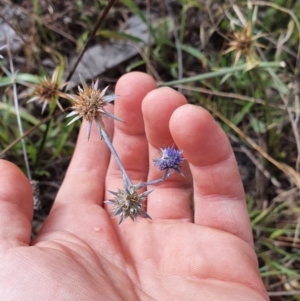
[7,43,32,180]
[160,61,285,87]
[100,127,133,188]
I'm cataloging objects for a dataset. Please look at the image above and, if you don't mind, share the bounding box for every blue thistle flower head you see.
[153,146,184,176]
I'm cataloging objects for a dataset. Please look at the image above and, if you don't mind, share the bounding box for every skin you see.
[0,72,269,301]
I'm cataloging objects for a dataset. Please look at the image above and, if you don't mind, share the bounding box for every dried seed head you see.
[223,23,266,68]
[153,146,184,176]
[66,74,121,139]
[105,186,152,224]
[27,67,68,114]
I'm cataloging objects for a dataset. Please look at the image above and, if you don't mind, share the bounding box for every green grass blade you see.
[160,62,285,86]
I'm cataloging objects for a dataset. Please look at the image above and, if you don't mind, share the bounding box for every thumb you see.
[0,160,33,252]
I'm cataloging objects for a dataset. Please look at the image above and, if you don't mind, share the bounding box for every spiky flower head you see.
[66,74,121,140]
[105,185,152,224]
[27,67,68,114]
[153,146,184,176]
[223,23,266,68]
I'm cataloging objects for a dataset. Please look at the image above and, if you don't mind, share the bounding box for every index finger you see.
[53,106,114,207]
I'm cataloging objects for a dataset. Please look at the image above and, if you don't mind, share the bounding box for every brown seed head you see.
[223,23,266,67]
[27,67,68,113]
[229,25,253,54]
[35,80,60,103]
[72,83,106,124]
[66,74,120,139]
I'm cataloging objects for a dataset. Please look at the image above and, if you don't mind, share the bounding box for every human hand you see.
[0,72,269,301]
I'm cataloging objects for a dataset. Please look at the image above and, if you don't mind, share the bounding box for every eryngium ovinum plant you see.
[33,74,184,224]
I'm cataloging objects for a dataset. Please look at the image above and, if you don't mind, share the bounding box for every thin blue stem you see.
[100,127,132,188]
[135,170,170,189]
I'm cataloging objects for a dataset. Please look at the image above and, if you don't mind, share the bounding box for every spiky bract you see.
[223,23,266,68]
[27,67,68,114]
[66,74,120,139]
[105,186,152,224]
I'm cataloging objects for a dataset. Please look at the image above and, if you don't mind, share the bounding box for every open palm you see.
[0,72,268,301]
